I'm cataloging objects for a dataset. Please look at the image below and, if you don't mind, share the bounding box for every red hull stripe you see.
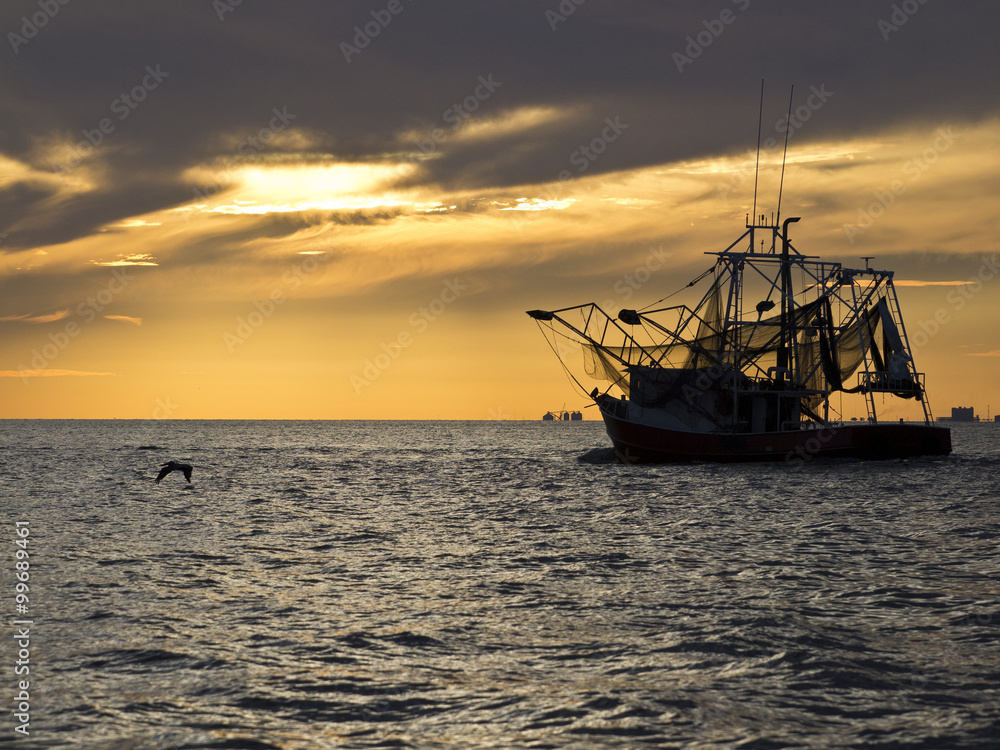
[602,415,952,463]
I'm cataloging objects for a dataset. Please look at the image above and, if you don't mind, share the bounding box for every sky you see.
[1,0,998,420]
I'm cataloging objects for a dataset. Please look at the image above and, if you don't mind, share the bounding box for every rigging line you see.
[537,321,593,399]
[776,84,794,223]
[752,78,764,225]
[542,319,627,395]
[638,266,715,312]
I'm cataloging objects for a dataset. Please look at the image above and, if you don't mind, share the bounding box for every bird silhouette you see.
[155,461,193,485]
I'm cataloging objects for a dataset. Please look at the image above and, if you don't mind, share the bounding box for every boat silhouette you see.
[528,88,950,463]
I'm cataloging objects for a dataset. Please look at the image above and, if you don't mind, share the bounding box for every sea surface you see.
[2,420,999,749]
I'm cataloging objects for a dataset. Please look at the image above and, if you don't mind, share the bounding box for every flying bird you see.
[155,461,193,485]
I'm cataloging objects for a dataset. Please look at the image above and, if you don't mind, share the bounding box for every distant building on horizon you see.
[951,407,975,422]
[542,410,584,421]
[542,410,583,422]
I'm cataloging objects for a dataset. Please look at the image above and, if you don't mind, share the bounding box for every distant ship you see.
[528,214,951,462]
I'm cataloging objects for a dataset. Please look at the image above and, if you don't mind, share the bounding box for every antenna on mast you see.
[776,85,794,224]
[751,79,764,227]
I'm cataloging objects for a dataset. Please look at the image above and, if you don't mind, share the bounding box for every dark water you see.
[2,420,999,749]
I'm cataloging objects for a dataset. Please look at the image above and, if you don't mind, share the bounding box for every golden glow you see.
[110,219,163,229]
[0,153,51,187]
[22,136,105,194]
[499,198,576,211]
[104,315,143,326]
[0,369,114,378]
[93,253,159,267]
[0,310,71,324]
[1,120,999,418]
[451,105,574,143]
[397,105,574,149]
[179,161,417,216]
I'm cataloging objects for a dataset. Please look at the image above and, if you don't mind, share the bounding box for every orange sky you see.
[1,116,998,419]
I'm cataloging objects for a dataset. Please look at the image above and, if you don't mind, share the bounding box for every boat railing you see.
[733,377,826,399]
[598,394,629,420]
[799,420,843,430]
[860,370,924,395]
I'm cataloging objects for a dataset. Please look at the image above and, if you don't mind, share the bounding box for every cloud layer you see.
[3,1,998,250]
[1,1,998,417]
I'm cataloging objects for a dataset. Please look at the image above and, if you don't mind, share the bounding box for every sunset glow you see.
[2,3,998,420]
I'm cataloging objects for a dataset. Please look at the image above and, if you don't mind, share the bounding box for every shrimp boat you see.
[527,215,952,463]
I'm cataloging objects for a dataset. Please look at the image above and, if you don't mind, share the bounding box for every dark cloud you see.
[1,0,997,248]
[8,173,193,249]
[0,180,56,229]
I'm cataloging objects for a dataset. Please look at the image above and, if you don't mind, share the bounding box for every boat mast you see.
[751,78,764,252]
[775,86,794,225]
[775,86,797,386]
[778,217,800,384]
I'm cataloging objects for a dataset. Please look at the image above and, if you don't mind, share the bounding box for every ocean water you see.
[1,419,999,749]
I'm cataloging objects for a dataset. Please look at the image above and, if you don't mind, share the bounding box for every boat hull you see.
[600,411,952,463]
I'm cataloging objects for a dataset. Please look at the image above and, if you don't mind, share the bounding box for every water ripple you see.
[3,420,999,748]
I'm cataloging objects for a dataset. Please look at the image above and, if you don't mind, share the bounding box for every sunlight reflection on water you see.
[2,420,998,748]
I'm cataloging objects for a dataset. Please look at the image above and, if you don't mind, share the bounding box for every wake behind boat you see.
[528,213,951,463]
